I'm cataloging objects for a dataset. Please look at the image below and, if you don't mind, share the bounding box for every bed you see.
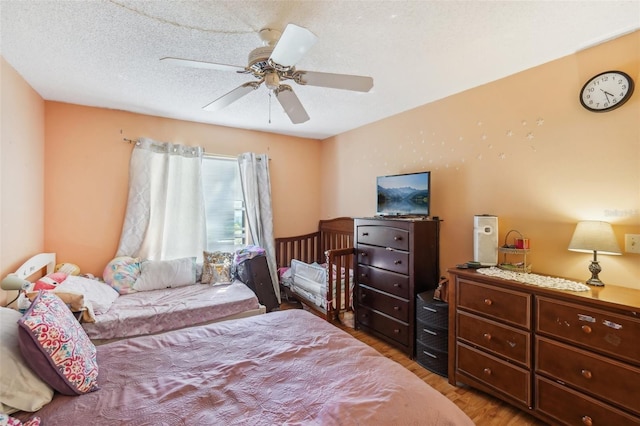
[11,253,265,344]
[9,304,474,425]
[275,217,354,322]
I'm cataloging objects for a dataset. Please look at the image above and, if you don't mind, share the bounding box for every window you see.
[201,156,247,252]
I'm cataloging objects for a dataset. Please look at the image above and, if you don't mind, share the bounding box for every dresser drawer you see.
[358,285,410,322]
[356,225,409,251]
[356,244,409,275]
[357,264,410,299]
[457,279,531,329]
[456,342,531,407]
[536,296,640,365]
[536,376,640,425]
[536,336,640,415]
[357,306,409,346]
[457,311,530,366]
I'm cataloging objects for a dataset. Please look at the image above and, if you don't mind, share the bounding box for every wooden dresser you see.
[354,217,440,357]
[448,268,640,425]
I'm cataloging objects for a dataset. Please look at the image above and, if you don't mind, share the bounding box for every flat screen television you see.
[376,171,431,217]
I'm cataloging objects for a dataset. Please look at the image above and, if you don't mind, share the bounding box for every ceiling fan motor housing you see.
[248,46,274,74]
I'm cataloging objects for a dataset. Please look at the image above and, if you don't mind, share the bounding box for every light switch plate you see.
[625,234,640,254]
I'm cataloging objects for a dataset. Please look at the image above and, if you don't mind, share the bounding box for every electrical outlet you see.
[625,234,640,254]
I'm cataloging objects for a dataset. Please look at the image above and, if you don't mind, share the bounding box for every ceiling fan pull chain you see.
[268,90,272,124]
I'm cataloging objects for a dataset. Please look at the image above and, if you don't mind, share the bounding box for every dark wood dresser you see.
[354,217,440,357]
[448,268,640,425]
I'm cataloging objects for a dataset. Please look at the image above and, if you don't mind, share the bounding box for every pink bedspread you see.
[19,309,473,425]
[82,281,260,341]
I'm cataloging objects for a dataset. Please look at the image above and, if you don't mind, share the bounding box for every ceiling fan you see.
[161,24,374,124]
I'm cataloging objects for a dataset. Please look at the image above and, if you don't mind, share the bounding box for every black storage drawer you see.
[416,321,448,352]
[416,292,448,328]
[416,341,448,377]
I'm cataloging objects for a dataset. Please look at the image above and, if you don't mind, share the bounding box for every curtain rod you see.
[123,138,269,160]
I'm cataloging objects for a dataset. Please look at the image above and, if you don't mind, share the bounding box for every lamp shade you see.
[568,221,621,255]
[1,274,30,291]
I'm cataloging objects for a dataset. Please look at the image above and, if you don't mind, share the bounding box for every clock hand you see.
[600,89,613,103]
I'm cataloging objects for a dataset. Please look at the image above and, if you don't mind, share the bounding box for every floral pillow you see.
[0,414,41,426]
[202,251,234,284]
[17,292,99,395]
[102,256,141,295]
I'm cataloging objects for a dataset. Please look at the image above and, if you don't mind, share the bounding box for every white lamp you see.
[568,221,621,286]
[1,274,31,306]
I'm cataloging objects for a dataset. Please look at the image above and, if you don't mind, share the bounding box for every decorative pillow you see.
[205,263,232,285]
[202,251,234,284]
[0,308,54,414]
[0,414,41,426]
[17,292,99,396]
[33,272,68,291]
[132,257,197,291]
[103,256,141,295]
[56,275,119,315]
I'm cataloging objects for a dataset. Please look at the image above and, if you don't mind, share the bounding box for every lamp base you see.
[586,260,605,287]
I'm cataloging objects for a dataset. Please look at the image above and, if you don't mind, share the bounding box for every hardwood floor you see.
[281,301,547,425]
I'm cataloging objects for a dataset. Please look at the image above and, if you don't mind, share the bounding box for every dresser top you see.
[448,268,640,312]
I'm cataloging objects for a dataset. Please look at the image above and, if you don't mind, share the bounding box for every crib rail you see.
[275,217,355,323]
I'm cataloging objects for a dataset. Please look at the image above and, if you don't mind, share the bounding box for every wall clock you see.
[580,70,634,112]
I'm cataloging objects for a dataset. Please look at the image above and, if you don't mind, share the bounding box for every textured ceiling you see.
[1,1,639,140]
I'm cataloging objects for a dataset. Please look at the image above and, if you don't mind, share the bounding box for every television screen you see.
[376,171,431,217]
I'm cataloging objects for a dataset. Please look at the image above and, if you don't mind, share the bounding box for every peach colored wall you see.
[44,104,322,276]
[0,57,45,305]
[321,31,640,288]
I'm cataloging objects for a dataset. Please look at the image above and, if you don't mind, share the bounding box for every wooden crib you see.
[275,217,354,322]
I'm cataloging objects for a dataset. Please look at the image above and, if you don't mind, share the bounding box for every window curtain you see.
[237,153,280,303]
[116,138,206,261]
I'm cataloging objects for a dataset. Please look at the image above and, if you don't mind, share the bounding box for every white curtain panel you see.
[116,138,206,261]
[237,153,280,303]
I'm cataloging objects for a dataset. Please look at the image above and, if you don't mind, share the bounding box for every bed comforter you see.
[18,309,473,425]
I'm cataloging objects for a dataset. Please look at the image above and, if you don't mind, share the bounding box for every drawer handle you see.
[393,283,401,288]
[483,368,492,376]
[424,328,437,335]
[360,252,368,257]
[393,329,400,334]
[393,306,400,311]
[423,350,438,359]
[484,298,493,306]
[581,369,593,380]
[581,325,592,334]
[360,273,368,278]
[394,236,402,241]
[483,333,492,341]
[362,232,369,236]
[394,260,402,265]
[423,306,437,312]
[581,416,593,426]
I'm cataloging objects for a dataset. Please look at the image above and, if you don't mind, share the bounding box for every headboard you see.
[275,217,354,269]
[13,253,56,280]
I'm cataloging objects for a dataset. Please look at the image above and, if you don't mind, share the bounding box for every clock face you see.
[580,71,634,112]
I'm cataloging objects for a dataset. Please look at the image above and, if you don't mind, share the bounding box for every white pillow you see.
[133,257,196,291]
[55,275,120,315]
[0,307,54,414]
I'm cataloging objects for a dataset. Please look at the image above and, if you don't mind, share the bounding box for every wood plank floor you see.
[281,301,547,425]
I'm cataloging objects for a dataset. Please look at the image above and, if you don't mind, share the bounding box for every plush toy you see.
[55,263,81,276]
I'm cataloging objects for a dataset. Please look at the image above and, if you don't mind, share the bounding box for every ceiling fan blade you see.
[269,24,318,68]
[203,82,260,112]
[275,85,310,124]
[161,57,245,73]
[295,71,373,92]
